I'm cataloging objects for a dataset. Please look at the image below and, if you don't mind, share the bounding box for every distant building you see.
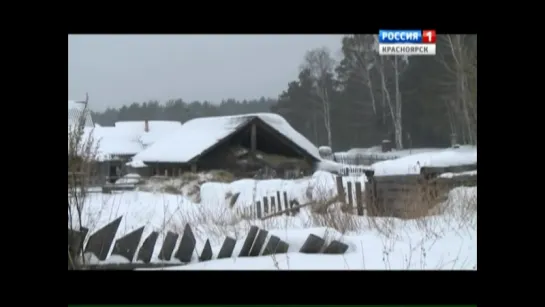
[131,113,320,178]
[92,120,182,182]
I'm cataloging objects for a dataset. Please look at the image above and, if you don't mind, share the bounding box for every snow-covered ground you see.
[71,146,477,270]
[75,184,476,270]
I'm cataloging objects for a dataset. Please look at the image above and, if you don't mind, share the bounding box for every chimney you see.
[144,120,149,132]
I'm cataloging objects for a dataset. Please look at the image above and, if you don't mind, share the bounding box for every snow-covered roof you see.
[69,126,142,160]
[93,127,144,156]
[68,121,183,160]
[68,100,94,128]
[133,113,320,163]
[114,121,182,146]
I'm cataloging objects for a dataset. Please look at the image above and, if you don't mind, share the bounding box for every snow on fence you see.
[68,217,349,270]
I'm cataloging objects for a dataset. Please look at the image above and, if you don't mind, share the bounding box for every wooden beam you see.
[250,123,257,152]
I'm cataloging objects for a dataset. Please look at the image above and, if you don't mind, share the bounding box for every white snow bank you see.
[371,146,477,176]
[133,113,321,163]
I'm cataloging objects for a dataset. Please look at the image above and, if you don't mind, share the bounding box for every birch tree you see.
[342,34,409,149]
[342,35,380,116]
[438,34,477,145]
[302,47,336,148]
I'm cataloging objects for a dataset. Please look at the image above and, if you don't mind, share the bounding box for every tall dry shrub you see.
[68,95,100,269]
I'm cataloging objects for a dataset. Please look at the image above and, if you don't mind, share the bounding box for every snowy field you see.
[71,146,477,270]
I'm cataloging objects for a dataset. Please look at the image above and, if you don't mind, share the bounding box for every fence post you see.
[363,170,377,216]
[263,197,269,215]
[355,181,364,216]
[276,191,282,213]
[346,181,353,213]
[256,201,262,219]
[335,176,345,203]
[283,192,290,216]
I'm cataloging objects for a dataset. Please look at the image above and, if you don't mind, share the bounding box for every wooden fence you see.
[240,163,477,220]
[236,191,302,220]
[68,216,349,270]
[363,164,477,219]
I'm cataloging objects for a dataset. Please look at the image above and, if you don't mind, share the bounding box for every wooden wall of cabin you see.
[143,162,193,177]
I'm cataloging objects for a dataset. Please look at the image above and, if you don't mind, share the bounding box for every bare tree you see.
[302,47,336,148]
[68,93,100,269]
[389,53,410,150]
[438,34,477,145]
[343,35,379,116]
[342,35,409,149]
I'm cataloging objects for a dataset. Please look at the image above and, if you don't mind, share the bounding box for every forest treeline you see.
[91,34,477,151]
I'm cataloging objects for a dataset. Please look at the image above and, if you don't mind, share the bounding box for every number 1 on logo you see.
[422,30,436,44]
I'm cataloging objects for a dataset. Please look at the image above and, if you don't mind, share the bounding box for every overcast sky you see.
[69,35,343,111]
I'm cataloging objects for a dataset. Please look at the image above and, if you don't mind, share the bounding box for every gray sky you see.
[69,34,343,111]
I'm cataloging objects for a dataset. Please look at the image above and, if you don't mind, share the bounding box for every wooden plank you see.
[262,236,281,256]
[283,192,290,216]
[238,226,259,257]
[217,237,236,259]
[335,176,345,203]
[346,181,353,210]
[256,201,262,219]
[299,234,325,254]
[275,240,289,254]
[174,224,196,263]
[111,226,145,262]
[84,217,122,261]
[276,191,282,212]
[323,240,349,254]
[158,231,179,261]
[199,239,213,261]
[263,197,269,215]
[355,181,364,216]
[249,229,269,257]
[374,175,422,183]
[136,231,158,263]
[270,197,276,214]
